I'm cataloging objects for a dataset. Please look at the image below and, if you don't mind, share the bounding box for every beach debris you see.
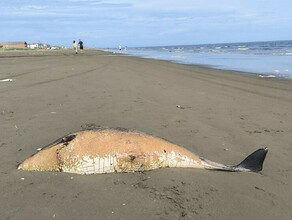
[258,75,276,78]
[20,178,25,180]
[18,128,268,175]
[0,78,15,82]
[36,148,42,151]
[50,112,57,114]
[176,105,185,109]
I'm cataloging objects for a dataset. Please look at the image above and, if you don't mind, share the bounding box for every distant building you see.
[27,43,50,49]
[0,42,27,49]
[27,43,41,49]
[0,41,61,50]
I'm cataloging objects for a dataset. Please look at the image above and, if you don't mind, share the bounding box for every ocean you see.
[105,40,292,80]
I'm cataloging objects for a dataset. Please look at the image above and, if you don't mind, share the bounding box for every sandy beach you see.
[1,49,292,220]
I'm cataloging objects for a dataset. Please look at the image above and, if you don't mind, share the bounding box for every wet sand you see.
[0,49,292,220]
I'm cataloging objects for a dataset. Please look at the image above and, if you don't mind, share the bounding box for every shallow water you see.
[105,40,292,80]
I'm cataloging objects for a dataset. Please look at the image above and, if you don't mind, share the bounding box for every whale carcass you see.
[18,128,268,175]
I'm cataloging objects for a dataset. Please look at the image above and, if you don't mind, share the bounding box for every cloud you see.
[89,1,132,8]
[22,5,48,10]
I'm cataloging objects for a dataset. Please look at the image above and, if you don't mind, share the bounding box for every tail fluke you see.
[201,148,268,172]
[234,147,268,172]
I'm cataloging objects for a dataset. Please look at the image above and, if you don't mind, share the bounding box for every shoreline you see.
[104,47,292,81]
[0,49,292,220]
[108,49,292,86]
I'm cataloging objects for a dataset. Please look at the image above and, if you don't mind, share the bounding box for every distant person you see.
[78,40,84,54]
[73,40,78,54]
[118,45,122,51]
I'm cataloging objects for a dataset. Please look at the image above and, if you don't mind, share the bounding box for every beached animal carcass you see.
[18,128,268,175]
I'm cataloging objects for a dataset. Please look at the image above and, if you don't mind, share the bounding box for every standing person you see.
[78,39,84,54]
[73,40,78,54]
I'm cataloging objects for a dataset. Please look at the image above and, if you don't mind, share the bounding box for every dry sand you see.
[0,49,292,220]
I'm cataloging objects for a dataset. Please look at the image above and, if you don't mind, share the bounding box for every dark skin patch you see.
[129,155,136,162]
[62,135,76,143]
[61,135,76,146]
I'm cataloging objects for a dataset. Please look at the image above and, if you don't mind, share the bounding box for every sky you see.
[1,0,292,48]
